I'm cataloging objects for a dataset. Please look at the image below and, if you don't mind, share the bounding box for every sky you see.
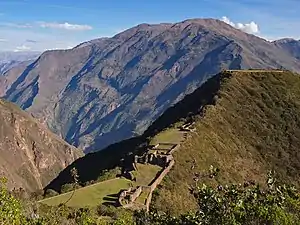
[0,0,299,52]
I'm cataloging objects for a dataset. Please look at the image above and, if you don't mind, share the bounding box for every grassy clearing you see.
[136,188,150,205]
[150,128,184,145]
[152,71,300,215]
[40,164,161,208]
[133,163,162,186]
[39,178,132,207]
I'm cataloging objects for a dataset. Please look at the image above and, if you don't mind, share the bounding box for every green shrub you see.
[44,189,59,198]
[96,167,122,183]
[136,171,300,225]
[60,183,81,193]
[0,177,27,225]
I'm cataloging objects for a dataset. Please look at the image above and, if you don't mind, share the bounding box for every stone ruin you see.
[118,143,177,211]
[134,150,173,167]
[180,121,196,132]
[118,122,196,211]
[118,186,142,206]
[118,158,176,211]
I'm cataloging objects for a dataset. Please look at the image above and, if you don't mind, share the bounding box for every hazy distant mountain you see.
[1,19,300,152]
[0,51,40,74]
[273,38,300,60]
[0,99,82,191]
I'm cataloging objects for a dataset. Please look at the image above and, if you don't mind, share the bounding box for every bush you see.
[0,177,112,225]
[30,189,44,201]
[96,205,117,217]
[136,171,300,225]
[191,172,300,225]
[44,189,59,198]
[96,167,122,183]
[0,177,27,225]
[60,183,81,193]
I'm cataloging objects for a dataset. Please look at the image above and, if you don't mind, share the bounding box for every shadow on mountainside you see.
[144,71,230,137]
[45,136,144,192]
[45,72,228,192]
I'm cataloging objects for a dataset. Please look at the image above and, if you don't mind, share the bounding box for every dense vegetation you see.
[152,71,300,214]
[1,170,300,224]
[138,171,300,225]
[0,176,135,225]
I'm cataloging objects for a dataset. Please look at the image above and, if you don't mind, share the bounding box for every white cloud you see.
[0,22,33,28]
[0,21,92,31]
[221,16,235,27]
[14,45,32,52]
[236,22,259,34]
[38,22,93,31]
[0,38,7,42]
[0,27,90,51]
[221,16,259,34]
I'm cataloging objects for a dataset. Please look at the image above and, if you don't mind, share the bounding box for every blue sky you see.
[0,0,299,52]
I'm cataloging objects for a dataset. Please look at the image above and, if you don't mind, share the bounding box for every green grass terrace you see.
[39,178,132,207]
[39,163,162,208]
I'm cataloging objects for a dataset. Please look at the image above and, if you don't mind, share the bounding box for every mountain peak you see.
[1,18,300,153]
[273,38,298,43]
[273,38,300,60]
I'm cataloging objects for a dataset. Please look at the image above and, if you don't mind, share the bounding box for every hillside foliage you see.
[152,71,300,214]
[138,171,300,225]
[1,170,300,225]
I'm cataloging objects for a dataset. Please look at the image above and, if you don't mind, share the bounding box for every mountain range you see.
[0,51,40,75]
[1,19,300,153]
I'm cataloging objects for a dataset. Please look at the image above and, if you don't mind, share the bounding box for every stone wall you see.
[154,143,176,151]
[135,150,173,167]
[180,122,196,132]
[118,159,176,210]
[145,190,153,212]
[130,186,142,202]
[118,186,142,206]
[168,144,180,154]
[140,159,175,211]
[149,160,175,192]
[148,153,170,167]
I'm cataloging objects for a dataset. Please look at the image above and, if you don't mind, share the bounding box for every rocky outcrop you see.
[0,99,83,192]
[1,19,300,152]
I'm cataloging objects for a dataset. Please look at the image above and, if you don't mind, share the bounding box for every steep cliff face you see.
[1,19,300,152]
[0,99,83,192]
[0,61,30,96]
